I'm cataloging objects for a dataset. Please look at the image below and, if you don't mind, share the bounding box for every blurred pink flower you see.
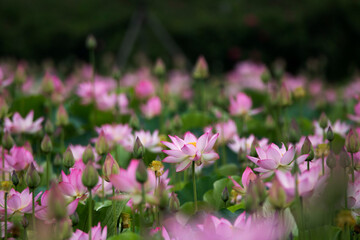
[228,134,268,155]
[229,92,261,116]
[349,101,360,123]
[0,188,41,216]
[214,120,237,144]
[0,67,13,88]
[123,130,162,153]
[135,79,155,99]
[162,131,219,172]
[4,110,43,134]
[314,120,349,137]
[117,93,129,114]
[70,222,107,240]
[5,146,40,172]
[77,78,116,104]
[69,144,99,162]
[248,143,308,178]
[141,96,162,119]
[229,167,257,195]
[95,124,132,148]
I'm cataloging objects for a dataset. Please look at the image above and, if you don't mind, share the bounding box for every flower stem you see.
[192,161,198,212]
[307,161,310,171]
[32,188,35,229]
[2,147,5,181]
[321,154,325,175]
[351,153,355,183]
[46,153,51,189]
[4,192,8,240]
[88,190,92,240]
[139,184,146,235]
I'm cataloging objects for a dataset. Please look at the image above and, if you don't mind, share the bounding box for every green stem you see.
[90,49,95,83]
[4,192,8,240]
[321,154,325,175]
[32,188,35,229]
[46,153,51,189]
[221,143,227,166]
[192,161,198,212]
[2,147,4,181]
[351,153,355,183]
[139,184,146,235]
[307,161,310,171]
[88,190,92,240]
[344,169,348,209]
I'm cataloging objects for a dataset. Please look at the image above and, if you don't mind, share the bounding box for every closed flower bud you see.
[278,83,292,107]
[339,148,351,168]
[327,126,334,142]
[0,98,9,119]
[136,160,148,184]
[269,179,287,210]
[14,65,26,85]
[48,183,67,220]
[82,144,95,164]
[11,170,19,187]
[2,131,14,150]
[301,137,314,161]
[54,154,62,167]
[133,137,145,159]
[86,34,97,49]
[81,162,99,190]
[41,74,55,95]
[25,163,40,189]
[41,135,53,153]
[346,128,360,153]
[193,56,209,79]
[319,113,328,130]
[169,192,180,212]
[56,105,69,126]
[45,119,54,135]
[102,153,120,182]
[95,130,109,155]
[326,151,337,169]
[63,147,75,169]
[261,68,271,84]
[221,186,229,203]
[154,58,166,77]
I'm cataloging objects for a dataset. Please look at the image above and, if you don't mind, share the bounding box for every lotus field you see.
[1,53,360,240]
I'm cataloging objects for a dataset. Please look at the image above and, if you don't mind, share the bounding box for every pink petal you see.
[176,159,192,172]
[256,159,278,170]
[280,147,295,165]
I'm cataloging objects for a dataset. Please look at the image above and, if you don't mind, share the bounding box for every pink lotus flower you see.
[95,93,130,113]
[276,164,322,199]
[162,131,219,172]
[58,168,100,201]
[70,222,107,240]
[229,92,261,116]
[229,167,257,195]
[117,93,129,114]
[95,124,132,148]
[314,120,349,137]
[0,188,41,215]
[141,96,162,119]
[214,120,237,144]
[76,78,116,104]
[5,146,40,172]
[166,70,192,99]
[196,215,236,240]
[4,110,43,134]
[110,159,170,205]
[0,67,13,88]
[35,190,79,223]
[69,144,99,162]
[228,134,268,155]
[135,79,155,99]
[248,143,308,178]
[123,130,162,153]
[349,101,360,123]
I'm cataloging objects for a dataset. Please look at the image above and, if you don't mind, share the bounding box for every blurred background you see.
[0,0,360,81]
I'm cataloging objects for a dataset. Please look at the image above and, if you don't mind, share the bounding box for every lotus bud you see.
[221,186,229,203]
[169,192,180,212]
[2,131,14,150]
[154,58,166,77]
[339,148,351,168]
[82,162,99,190]
[346,128,360,153]
[25,163,40,189]
[193,55,209,79]
[82,144,95,164]
[11,170,19,187]
[56,104,69,126]
[70,212,79,226]
[278,83,291,106]
[133,137,145,159]
[41,74,55,95]
[0,98,9,119]
[41,134,53,153]
[301,137,314,162]
[45,119,54,135]
[269,179,287,210]
[136,160,148,184]
[63,147,75,169]
[48,183,67,220]
[261,68,271,84]
[129,114,140,130]
[14,65,26,85]
[327,126,334,142]
[319,112,328,130]
[326,151,337,169]
[23,141,33,154]
[102,153,120,182]
[54,154,62,167]
[95,130,109,155]
[158,182,169,210]
[86,34,97,49]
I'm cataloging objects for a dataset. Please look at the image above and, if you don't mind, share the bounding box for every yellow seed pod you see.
[336,210,356,229]
[315,143,330,158]
[1,181,12,193]
[149,160,164,177]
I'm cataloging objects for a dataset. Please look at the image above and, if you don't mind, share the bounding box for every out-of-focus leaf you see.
[107,232,141,240]
[216,163,239,176]
[180,111,213,131]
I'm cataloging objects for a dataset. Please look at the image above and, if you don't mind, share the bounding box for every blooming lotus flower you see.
[110,159,170,205]
[58,168,100,201]
[229,167,257,195]
[69,144,99,162]
[4,110,43,134]
[314,120,349,137]
[70,222,107,240]
[5,146,40,172]
[213,120,237,144]
[229,92,261,116]
[35,190,79,223]
[95,124,132,148]
[95,93,117,111]
[162,131,219,172]
[0,188,41,215]
[248,143,308,178]
[166,70,192,99]
[196,215,235,240]
[117,93,129,114]
[141,96,162,119]
[228,134,268,155]
[0,67,13,88]
[76,79,116,104]
[135,79,155,98]
[123,130,162,153]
